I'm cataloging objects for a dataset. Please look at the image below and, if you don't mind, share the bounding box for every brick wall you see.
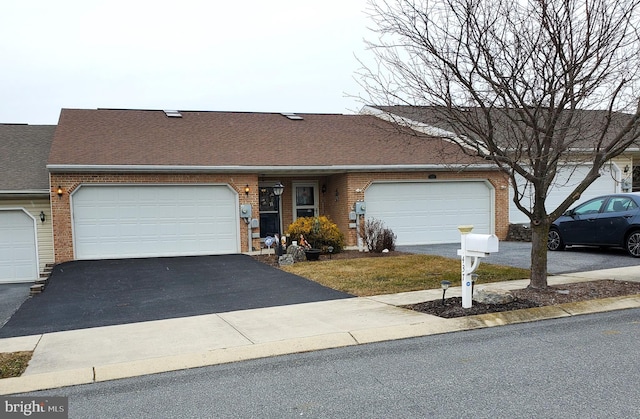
[50,170,509,262]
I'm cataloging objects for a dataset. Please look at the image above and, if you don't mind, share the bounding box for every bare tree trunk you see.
[529,222,550,289]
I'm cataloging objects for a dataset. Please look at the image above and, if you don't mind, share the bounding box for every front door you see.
[293,182,319,219]
[259,185,282,238]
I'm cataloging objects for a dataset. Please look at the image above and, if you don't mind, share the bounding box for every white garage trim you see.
[365,180,494,245]
[71,184,241,260]
[0,208,39,283]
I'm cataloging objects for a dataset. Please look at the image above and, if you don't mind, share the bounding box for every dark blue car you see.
[548,193,640,257]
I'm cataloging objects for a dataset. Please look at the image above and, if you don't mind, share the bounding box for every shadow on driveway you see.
[0,254,352,338]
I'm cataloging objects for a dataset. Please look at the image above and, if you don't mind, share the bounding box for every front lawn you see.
[281,254,530,296]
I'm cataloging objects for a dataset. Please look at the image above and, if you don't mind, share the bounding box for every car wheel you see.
[625,230,640,258]
[547,228,565,251]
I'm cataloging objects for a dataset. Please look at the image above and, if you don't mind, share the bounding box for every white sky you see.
[0,0,371,125]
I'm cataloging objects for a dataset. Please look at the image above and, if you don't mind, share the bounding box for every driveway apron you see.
[0,254,352,338]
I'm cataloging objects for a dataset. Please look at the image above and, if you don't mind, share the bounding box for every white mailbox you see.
[457,226,499,309]
[465,234,499,254]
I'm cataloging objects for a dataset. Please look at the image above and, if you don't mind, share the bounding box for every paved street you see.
[21,308,640,418]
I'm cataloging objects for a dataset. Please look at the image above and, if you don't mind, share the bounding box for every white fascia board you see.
[46,164,499,173]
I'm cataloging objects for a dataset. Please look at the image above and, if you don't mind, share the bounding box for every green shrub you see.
[286,216,345,253]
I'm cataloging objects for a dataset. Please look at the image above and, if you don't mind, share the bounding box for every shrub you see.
[286,216,345,253]
[361,218,397,253]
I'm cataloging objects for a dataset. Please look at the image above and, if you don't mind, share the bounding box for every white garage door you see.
[509,164,618,224]
[0,210,38,283]
[365,181,493,245]
[72,185,239,260]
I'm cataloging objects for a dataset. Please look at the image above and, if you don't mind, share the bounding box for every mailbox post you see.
[457,225,499,308]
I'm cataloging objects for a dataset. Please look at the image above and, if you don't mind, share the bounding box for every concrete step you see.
[30,284,45,295]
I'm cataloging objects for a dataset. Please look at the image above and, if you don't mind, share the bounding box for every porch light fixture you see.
[39,211,46,223]
[56,186,63,197]
[335,189,339,202]
[441,280,451,305]
[244,184,250,195]
[273,182,284,197]
[624,165,630,174]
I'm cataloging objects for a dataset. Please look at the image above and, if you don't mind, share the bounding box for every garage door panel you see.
[509,165,617,224]
[0,210,38,283]
[366,182,491,245]
[72,185,239,259]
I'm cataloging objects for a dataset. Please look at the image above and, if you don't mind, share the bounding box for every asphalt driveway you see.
[398,242,640,274]
[0,254,352,338]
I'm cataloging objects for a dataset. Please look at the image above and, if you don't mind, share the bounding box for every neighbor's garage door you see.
[0,210,38,283]
[72,185,239,260]
[509,164,617,224]
[365,181,492,245]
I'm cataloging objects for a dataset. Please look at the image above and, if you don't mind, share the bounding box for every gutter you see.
[0,190,49,196]
[46,164,500,174]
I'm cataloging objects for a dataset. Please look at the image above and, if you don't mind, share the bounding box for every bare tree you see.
[358,0,640,288]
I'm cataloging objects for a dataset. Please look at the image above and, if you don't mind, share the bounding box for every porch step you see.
[30,284,45,296]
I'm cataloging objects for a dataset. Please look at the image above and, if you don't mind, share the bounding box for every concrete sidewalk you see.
[0,267,638,395]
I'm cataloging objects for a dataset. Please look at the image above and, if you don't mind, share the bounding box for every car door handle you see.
[587,218,597,222]
[624,215,633,219]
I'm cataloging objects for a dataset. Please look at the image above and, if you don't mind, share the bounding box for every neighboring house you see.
[0,124,56,283]
[46,108,511,264]
[367,106,640,224]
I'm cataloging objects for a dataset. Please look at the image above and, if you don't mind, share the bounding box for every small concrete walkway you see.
[0,267,638,395]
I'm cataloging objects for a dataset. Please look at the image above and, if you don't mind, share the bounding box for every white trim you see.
[0,207,40,283]
[291,181,320,220]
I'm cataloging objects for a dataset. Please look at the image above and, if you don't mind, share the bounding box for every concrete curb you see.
[1,294,639,395]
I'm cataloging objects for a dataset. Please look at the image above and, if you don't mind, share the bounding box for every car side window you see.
[573,198,607,216]
[603,197,636,213]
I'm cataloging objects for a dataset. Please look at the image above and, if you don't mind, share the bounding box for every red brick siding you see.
[51,171,508,262]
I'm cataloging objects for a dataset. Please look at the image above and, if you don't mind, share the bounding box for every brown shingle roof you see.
[0,124,55,192]
[47,109,485,169]
[373,105,640,150]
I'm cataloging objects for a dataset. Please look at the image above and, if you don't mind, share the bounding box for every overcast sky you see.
[0,0,370,125]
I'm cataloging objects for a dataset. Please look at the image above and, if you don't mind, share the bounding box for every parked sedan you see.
[548,193,640,257]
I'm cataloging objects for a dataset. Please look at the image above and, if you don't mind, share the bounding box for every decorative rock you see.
[278,254,295,266]
[473,287,515,304]
[286,245,307,262]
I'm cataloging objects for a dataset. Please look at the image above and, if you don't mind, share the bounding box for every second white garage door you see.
[365,181,493,245]
[0,209,38,283]
[72,185,239,260]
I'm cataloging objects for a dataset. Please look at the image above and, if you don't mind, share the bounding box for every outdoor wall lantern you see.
[56,186,63,197]
[244,184,250,195]
[321,184,327,194]
[441,280,451,305]
[624,165,630,174]
[39,211,46,223]
[273,182,285,257]
[335,189,339,202]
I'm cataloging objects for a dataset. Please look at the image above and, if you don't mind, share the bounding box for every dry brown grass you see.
[281,254,530,296]
[0,351,32,379]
